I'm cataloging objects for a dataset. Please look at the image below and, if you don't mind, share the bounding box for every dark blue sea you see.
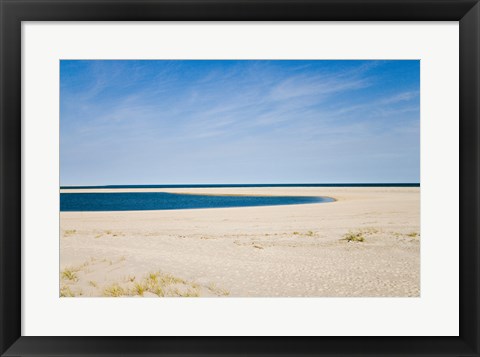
[60,184,419,212]
[60,192,334,212]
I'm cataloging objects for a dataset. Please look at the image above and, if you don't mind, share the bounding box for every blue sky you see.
[60,60,420,185]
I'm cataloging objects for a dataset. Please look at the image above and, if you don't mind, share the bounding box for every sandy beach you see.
[59,187,420,297]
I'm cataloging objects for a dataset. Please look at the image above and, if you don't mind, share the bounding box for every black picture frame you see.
[1,0,478,356]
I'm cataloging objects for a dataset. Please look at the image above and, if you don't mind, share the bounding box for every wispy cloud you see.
[60,60,420,185]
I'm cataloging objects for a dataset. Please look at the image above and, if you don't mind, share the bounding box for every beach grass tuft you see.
[103,284,126,297]
[175,287,200,297]
[208,283,230,296]
[59,262,232,298]
[153,286,165,297]
[60,285,75,297]
[129,272,189,297]
[133,282,146,296]
[159,273,186,285]
[293,231,315,237]
[343,231,365,242]
[61,268,78,281]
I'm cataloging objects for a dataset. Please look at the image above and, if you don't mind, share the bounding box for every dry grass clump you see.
[292,230,315,237]
[125,275,136,282]
[61,268,78,281]
[142,272,166,296]
[157,272,186,286]
[342,231,365,242]
[341,227,381,243]
[60,257,127,297]
[200,236,216,240]
[100,271,231,298]
[60,259,93,282]
[133,282,147,296]
[208,283,230,296]
[174,288,200,297]
[118,271,196,297]
[95,230,123,239]
[104,284,126,297]
[59,256,229,298]
[391,231,420,240]
[60,285,75,297]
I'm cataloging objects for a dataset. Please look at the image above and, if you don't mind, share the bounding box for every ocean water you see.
[60,192,334,212]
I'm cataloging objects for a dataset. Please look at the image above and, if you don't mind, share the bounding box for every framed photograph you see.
[1,0,478,356]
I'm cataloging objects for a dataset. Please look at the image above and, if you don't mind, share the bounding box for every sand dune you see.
[60,187,420,297]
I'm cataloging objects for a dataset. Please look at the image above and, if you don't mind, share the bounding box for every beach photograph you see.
[60,60,420,297]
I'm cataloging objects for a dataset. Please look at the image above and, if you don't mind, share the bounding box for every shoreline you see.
[60,189,339,201]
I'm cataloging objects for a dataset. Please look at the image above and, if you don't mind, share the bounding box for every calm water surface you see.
[60,192,334,212]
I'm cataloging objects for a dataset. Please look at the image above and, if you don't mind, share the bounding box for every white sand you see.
[60,187,420,297]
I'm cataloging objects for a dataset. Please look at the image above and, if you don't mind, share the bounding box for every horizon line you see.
[61,182,421,189]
